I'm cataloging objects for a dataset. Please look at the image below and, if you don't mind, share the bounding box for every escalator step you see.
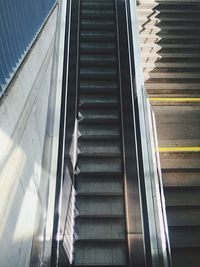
[76,195,124,216]
[74,242,127,265]
[80,67,117,79]
[81,20,115,30]
[76,175,123,194]
[79,93,118,105]
[80,43,116,54]
[81,9,114,20]
[82,2,114,10]
[79,139,121,154]
[77,157,122,173]
[80,54,117,66]
[80,31,115,42]
[79,108,120,121]
[79,122,120,137]
[75,217,125,239]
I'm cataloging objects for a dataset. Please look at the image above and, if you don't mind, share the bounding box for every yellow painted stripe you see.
[159,147,200,153]
[149,98,200,101]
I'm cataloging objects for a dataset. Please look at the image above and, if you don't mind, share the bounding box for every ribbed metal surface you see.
[0,0,56,97]
[73,0,127,265]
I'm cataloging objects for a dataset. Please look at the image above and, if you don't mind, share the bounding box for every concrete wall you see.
[0,7,58,267]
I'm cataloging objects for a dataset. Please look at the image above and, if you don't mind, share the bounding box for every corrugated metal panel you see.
[0,0,56,97]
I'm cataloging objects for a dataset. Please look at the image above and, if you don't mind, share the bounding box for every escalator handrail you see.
[125,0,172,266]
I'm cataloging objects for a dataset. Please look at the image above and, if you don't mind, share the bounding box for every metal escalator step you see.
[79,139,121,155]
[82,2,114,10]
[80,54,116,66]
[77,157,122,173]
[76,192,123,197]
[79,103,119,110]
[79,93,118,105]
[80,43,116,54]
[79,123,120,137]
[80,67,117,79]
[80,31,115,42]
[74,242,127,265]
[81,20,115,30]
[79,108,120,121]
[79,80,118,94]
[81,9,114,20]
[76,175,123,194]
[76,195,124,216]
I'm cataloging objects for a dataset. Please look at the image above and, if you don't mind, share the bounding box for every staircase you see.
[137,1,200,267]
[73,0,128,265]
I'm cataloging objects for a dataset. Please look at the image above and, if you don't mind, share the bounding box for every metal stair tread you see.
[76,192,123,197]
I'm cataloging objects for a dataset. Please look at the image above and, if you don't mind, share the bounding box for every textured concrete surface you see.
[0,7,57,267]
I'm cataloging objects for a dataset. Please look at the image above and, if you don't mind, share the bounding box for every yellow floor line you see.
[159,147,200,153]
[149,98,200,101]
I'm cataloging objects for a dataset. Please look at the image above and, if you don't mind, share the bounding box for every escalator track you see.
[73,0,128,265]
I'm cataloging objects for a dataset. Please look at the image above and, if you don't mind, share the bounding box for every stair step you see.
[80,42,116,52]
[163,170,200,188]
[77,157,122,173]
[81,20,115,30]
[140,28,200,36]
[167,207,200,226]
[79,135,121,142]
[75,175,123,194]
[80,54,116,66]
[79,123,120,137]
[80,31,115,42]
[165,188,200,207]
[81,9,114,20]
[74,242,127,265]
[146,82,200,94]
[78,139,121,154]
[79,94,118,105]
[145,72,200,80]
[169,227,200,248]
[171,247,200,267]
[76,195,124,216]
[79,108,120,121]
[82,2,114,10]
[146,68,200,73]
[76,192,123,197]
[80,80,118,94]
[80,67,117,79]
[142,53,200,59]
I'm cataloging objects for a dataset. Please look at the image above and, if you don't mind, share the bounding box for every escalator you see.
[51,0,171,266]
[73,0,127,265]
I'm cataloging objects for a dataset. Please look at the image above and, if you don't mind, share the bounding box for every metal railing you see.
[126,0,172,266]
[0,0,56,97]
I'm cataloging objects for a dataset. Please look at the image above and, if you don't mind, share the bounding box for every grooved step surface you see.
[74,242,127,265]
[73,0,127,265]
